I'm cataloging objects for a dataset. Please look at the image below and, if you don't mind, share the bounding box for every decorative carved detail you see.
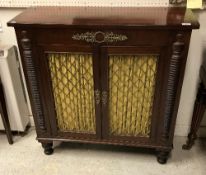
[162,33,185,141]
[94,89,101,105]
[20,30,46,130]
[72,31,128,43]
[102,91,108,106]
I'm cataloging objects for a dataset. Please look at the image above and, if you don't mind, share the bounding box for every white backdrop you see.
[0,0,169,7]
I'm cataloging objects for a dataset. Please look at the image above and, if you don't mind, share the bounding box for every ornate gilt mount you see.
[102,91,108,106]
[72,31,128,43]
[94,90,108,105]
[94,89,101,105]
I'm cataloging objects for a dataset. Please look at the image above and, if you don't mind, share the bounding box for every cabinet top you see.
[7,6,199,29]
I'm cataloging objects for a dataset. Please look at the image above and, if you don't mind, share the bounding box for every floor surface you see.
[0,128,206,175]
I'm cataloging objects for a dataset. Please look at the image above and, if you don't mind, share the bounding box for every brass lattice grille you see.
[109,55,158,137]
[48,53,96,134]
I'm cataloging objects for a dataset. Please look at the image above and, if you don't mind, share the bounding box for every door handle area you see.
[102,91,108,106]
[94,89,101,105]
[94,90,108,106]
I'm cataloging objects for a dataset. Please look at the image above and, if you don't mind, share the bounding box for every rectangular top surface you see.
[7,6,199,29]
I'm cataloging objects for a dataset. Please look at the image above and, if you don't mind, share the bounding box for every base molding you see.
[37,137,172,151]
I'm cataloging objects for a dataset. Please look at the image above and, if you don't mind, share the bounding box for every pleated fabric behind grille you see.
[109,55,158,137]
[48,53,96,134]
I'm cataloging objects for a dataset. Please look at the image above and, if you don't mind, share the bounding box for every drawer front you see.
[35,28,173,47]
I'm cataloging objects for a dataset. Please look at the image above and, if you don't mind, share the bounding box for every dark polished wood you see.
[162,33,185,142]
[156,149,171,164]
[183,66,206,150]
[8,6,199,164]
[8,7,199,29]
[0,79,13,144]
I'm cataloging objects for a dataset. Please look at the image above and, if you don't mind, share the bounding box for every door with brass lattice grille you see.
[38,46,101,139]
[101,46,163,141]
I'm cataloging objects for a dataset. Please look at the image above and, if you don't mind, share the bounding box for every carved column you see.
[162,33,185,141]
[20,30,46,130]
[157,33,185,164]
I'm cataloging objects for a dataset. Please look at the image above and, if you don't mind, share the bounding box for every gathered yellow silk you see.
[48,52,157,137]
[109,55,158,137]
[48,53,96,134]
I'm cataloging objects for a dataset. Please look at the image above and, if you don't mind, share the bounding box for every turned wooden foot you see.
[156,150,170,164]
[41,142,53,155]
[182,133,197,150]
[182,82,206,150]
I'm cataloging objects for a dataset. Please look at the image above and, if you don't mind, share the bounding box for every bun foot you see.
[156,150,170,164]
[44,147,53,155]
[157,156,167,164]
[182,143,193,150]
[41,142,53,155]
[182,133,197,150]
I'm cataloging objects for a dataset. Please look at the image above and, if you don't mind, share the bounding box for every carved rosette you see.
[72,31,128,43]
[162,33,185,141]
[20,31,46,130]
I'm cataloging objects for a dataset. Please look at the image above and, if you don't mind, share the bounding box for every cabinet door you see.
[36,45,101,139]
[101,46,166,142]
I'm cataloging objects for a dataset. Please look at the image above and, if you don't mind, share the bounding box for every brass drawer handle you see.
[72,32,128,43]
[102,91,108,106]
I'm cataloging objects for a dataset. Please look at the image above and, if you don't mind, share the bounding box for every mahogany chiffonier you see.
[8,7,199,164]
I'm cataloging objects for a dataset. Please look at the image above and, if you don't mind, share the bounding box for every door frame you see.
[35,44,102,139]
[100,46,168,143]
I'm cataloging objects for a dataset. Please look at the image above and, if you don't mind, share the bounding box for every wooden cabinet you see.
[8,7,199,164]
